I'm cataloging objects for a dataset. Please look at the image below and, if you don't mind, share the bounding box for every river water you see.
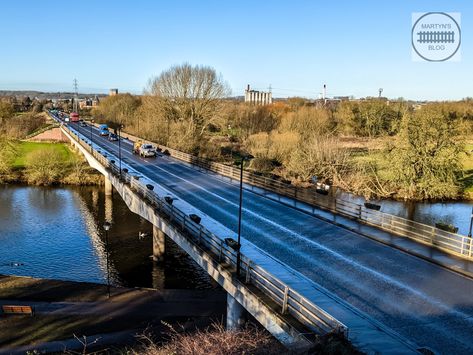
[338,191,473,235]
[0,184,214,289]
[2,184,473,289]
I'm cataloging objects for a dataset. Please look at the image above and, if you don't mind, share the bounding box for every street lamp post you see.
[236,154,253,278]
[468,207,473,238]
[103,221,111,298]
[118,124,123,179]
[89,121,94,153]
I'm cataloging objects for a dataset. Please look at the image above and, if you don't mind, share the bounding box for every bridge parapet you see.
[114,129,473,262]
[59,122,349,351]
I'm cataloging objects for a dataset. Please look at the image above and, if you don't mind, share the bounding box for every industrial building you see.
[244,85,272,105]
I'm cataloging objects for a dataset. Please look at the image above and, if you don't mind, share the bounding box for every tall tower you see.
[378,88,383,98]
[73,78,79,113]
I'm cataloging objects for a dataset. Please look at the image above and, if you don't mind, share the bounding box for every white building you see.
[244,85,272,105]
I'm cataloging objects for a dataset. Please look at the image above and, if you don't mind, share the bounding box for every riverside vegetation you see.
[3,64,473,199]
[91,63,473,201]
[0,103,101,186]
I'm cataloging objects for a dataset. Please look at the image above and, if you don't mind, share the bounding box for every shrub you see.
[24,148,64,185]
[0,139,16,178]
[134,323,284,355]
[286,135,350,183]
[388,105,463,200]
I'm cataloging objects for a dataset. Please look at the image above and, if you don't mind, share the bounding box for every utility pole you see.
[73,78,79,113]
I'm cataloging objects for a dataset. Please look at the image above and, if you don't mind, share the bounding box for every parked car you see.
[109,133,118,141]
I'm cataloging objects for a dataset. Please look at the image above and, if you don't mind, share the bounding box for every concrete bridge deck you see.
[55,115,473,354]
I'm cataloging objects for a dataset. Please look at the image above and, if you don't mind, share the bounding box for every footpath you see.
[0,275,226,354]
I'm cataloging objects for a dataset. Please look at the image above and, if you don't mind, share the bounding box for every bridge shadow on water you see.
[76,185,217,290]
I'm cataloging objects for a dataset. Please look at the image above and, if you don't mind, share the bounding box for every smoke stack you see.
[323,84,327,100]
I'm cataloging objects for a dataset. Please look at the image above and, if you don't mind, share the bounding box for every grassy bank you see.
[12,141,72,168]
[1,141,102,186]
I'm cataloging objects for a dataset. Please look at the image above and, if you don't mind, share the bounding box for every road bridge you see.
[51,112,473,354]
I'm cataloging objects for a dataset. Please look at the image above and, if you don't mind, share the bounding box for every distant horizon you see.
[0,1,471,102]
[1,87,471,102]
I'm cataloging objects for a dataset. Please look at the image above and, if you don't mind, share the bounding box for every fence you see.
[59,121,349,338]
[57,114,473,260]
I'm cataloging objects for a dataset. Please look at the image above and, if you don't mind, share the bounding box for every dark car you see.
[108,133,118,141]
[79,121,87,127]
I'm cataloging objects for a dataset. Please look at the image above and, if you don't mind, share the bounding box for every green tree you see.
[336,100,399,137]
[388,105,463,199]
[92,94,141,129]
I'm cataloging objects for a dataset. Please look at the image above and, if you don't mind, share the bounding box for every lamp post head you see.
[103,221,111,231]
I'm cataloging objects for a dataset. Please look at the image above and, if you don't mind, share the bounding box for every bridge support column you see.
[105,177,113,196]
[226,293,248,330]
[152,226,165,262]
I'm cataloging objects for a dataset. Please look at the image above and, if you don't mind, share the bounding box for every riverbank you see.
[0,141,103,186]
[0,275,227,352]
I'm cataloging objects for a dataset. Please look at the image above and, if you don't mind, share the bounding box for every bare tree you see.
[147,63,231,136]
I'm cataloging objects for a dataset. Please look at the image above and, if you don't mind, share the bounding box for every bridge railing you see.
[132,137,473,261]
[61,123,349,338]
[56,113,472,261]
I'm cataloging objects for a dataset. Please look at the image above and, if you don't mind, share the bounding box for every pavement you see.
[67,120,473,354]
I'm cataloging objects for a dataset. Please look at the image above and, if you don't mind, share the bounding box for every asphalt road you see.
[73,121,473,354]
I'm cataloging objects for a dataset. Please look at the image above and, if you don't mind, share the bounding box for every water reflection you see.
[0,185,214,289]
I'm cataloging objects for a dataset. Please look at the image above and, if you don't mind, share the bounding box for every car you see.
[139,144,157,157]
[108,133,118,141]
[100,129,109,136]
[79,121,87,127]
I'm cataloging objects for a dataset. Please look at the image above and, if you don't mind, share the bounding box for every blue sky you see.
[0,0,470,100]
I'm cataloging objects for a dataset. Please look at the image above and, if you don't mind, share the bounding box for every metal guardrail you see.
[54,114,472,261]
[59,121,349,338]
[124,138,473,261]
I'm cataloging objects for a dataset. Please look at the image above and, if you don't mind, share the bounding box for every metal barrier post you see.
[282,286,289,314]
[245,260,251,284]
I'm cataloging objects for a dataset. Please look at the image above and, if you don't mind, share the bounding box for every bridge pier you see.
[152,226,166,262]
[226,293,249,330]
[105,177,113,196]
[152,263,165,289]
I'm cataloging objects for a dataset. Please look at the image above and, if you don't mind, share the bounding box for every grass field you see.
[12,141,72,168]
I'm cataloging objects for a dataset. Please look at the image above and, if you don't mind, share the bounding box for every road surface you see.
[73,122,473,354]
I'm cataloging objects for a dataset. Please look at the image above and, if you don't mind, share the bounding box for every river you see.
[0,184,214,289]
[338,191,473,235]
[2,184,473,289]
